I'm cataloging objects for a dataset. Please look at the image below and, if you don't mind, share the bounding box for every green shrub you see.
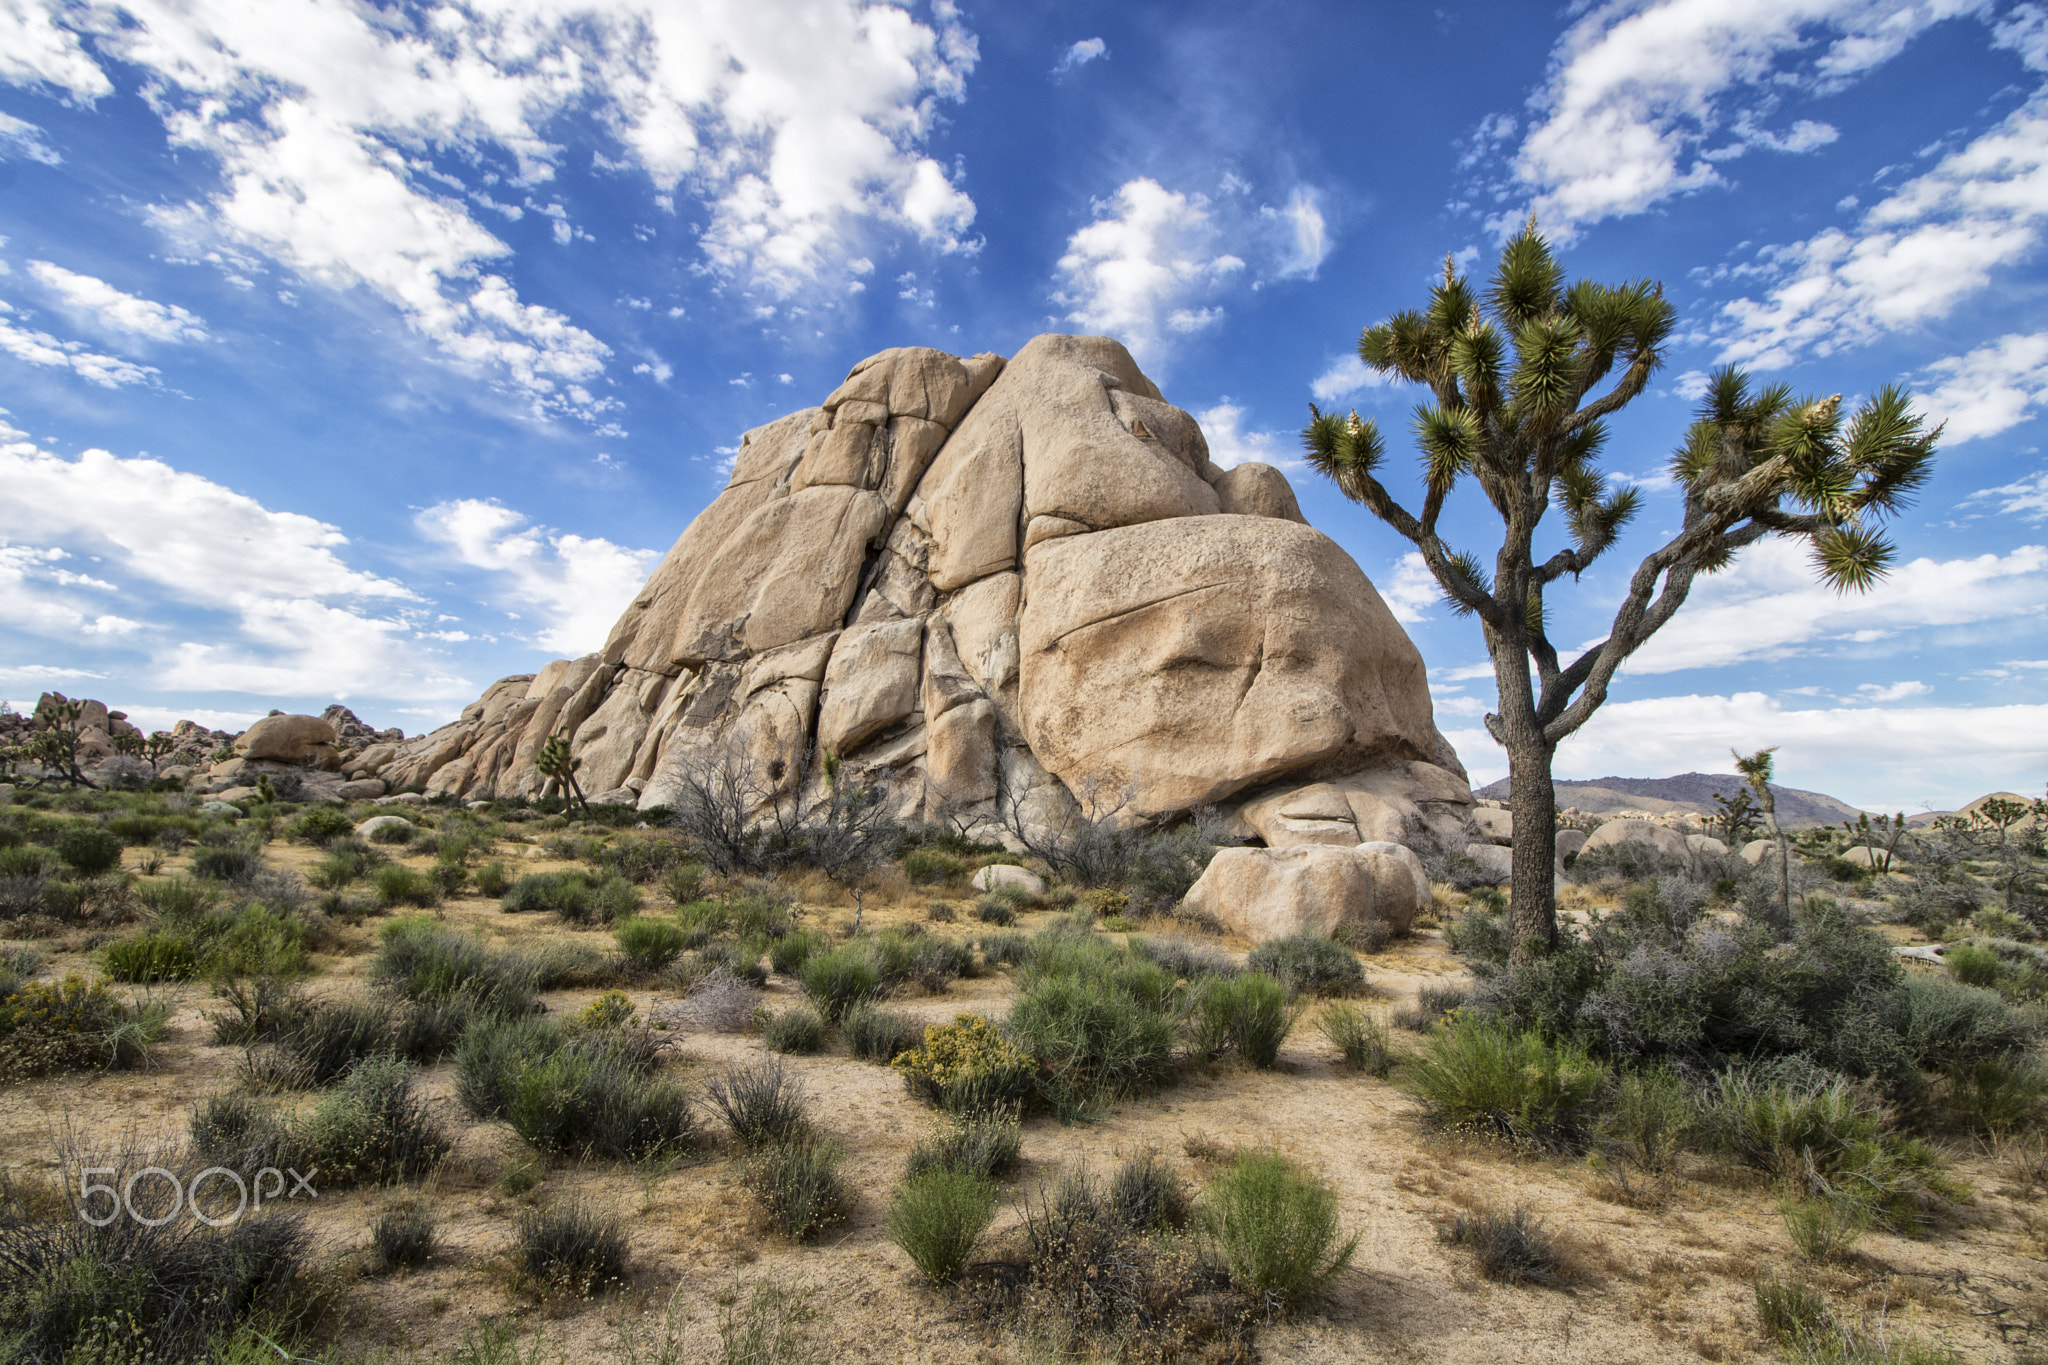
[1438,1204,1569,1286]
[1402,1016,1608,1147]
[973,895,1018,927]
[1781,1194,1870,1261]
[577,990,636,1030]
[514,1199,627,1295]
[204,902,307,979]
[1190,972,1297,1068]
[1944,942,2000,987]
[1896,973,2038,1068]
[1248,932,1364,996]
[745,1138,853,1241]
[705,1059,812,1147]
[1107,1150,1189,1232]
[299,1054,451,1186]
[903,849,969,885]
[501,869,636,924]
[0,974,165,1077]
[371,1196,437,1269]
[1600,1065,1692,1172]
[372,864,439,908]
[905,1110,1023,1181]
[103,931,199,983]
[759,1003,825,1055]
[1317,1002,1393,1076]
[1943,1054,2048,1136]
[1007,944,1178,1117]
[293,807,356,844]
[768,927,827,976]
[1754,1274,1835,1348]
[888,1170,998,1280]
[843,1000,918,1062]
[659,860,706,904]
[189,844,259,882]
[614,915,687,972]
[796,946,881,1021]
[365,818,415,845]
[893,1014,1037,1115]
[455,1014,564,1120]
[1200,1149,1356,1309]
[373,918,536,1016]
[472,860,512,898]
[307,844,379,889]
[262,996,396,1088]
[495,1036,694,1161]
[55,825,123,876]
[208,975,308,1046]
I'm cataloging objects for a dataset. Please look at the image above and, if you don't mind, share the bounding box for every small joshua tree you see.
[31,700,96,789]
[143,731,176,774]
[1303,224,1939,959]
[1709,787,1762,847]
[1733,748,1791,924]
[534,733,587,814]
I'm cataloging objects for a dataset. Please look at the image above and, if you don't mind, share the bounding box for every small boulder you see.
[236,714,339,764]
[1462,842,1514,884]
[971,864,1047,897]
[1581,818,1692,864]
[335,778,387,801]
[216,785,262,805]
[1358,840,1431,907]
[1555,828,1588,866]
[1837,846,1906,870]
[587,786,639,806]
[375,792,427,806]
[1686,834,1729,859]
[1180,843,1419,942]
[1469,807,1514,846]
[355,815,415,840]
[198,801,243,816]
[1741,839,1785,867]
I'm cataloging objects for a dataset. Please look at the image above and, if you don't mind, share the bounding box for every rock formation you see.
[351,334,1477,854]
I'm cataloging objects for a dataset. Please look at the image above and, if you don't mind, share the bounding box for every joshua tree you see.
[143,731,176,774]
[1303,224,1939,959]
[1733,748,1792,922]
[534,733,587,814]
[30,700,96,789]
[1708,787,1762,846]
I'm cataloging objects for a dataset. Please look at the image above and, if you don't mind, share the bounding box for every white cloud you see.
[1916,331,2048,441]
[1260,187,1329,279]
[28,260,207,342]
[1964,468,2048,521]
[1505,0,1977,235]
[1,1,982,419]
[415,498,659,656]
[1856,679,1932,700]
[0,301,159,386]
[1055,38,1107,73]
[1450,692,2048,810]
[1617,537,2048,674]
[1378,552,1442,625]
[1717,91,2048,367]
[0,440,467,701]
[0,110,59,164]
[1055,179,1244,365]
[1310,353,1404,403]
[1194,401,1298,471]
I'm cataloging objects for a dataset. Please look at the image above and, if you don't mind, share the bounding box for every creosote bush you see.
[1189,972,1297,1068]
[889,1170,998,1280]
[842,999,918,1062]
[515,1199,627,1296]
[745,1138,854,1241]
[1200,1149,1357,1311]
[1402,1015,1608,1148]
[759,1003,825,1055]
[1317,1002,1393,1076]
[1248,932,1365,996]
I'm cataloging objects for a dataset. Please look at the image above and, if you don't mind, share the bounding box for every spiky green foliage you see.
[1303,228,1939,955]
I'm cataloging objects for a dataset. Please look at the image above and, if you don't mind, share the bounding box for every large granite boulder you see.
[1181,844,1422,943]
[373,335,1474,872]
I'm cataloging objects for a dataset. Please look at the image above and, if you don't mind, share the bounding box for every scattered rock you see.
[355,815,415,840]
[970,864,1046,896]
[375,792,427,806]
[198,801,243,816]
[335,778,387,801]
[215,786,263,805]
[1555,828,1588,866]
[1462,843,1514,884]
[1580,818,1693,864]
[1469,806,1514,846]
[236,714,339,766]
[586,786,639,806]
[1181,843,1420,942]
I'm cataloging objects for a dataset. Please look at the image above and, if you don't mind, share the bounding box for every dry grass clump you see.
[513,1198,628,1296]
[1438,1204,1573,1287]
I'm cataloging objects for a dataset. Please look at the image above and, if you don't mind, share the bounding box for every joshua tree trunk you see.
[1505,735,1560,960]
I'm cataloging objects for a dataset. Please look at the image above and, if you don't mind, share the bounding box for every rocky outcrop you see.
[1181,843,1423,943]
[361,335,1474,853]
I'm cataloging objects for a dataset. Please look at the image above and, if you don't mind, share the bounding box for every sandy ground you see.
[1,837,2041,1364]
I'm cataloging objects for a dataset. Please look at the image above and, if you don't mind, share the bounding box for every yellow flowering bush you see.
[891,1013,1035,1112]
[1080,889,1131,919]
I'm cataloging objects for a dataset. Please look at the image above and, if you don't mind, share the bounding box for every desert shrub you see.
[188,1090,293,1173]
[660,969,757,1034]
[1189,972,1297,1068]
[1570,840,1691,885]
[372,1196,437,1269]
[493,1034,693,1162]
[299,1054,451,1186]
[745,1138,853,1240]
[973,894,1018,927]
[796,946,881,1021]
[1248,932,1365,996]
[979,931,1033,967]
[0,845,49,879]
[1443,909,1514,966]
[842,1000,918,1062]
[659,860,706,904]
[1895,972,2038,1068]
[1130,934,1239,981]
[0,1174,312,1362]
[293,807,356,844]
[262,996,396,1087]
[455,1014,564,1120]
[577,990,636,1030]
[1782,1194,1871,1261]
[372,917,537,1016]
[906,1110,1023,1181]
[1007,941,1179,1117]
[1108,1150,1190,1232]
[364,817,415,845]
[1943,1054,2048,1135]
[472,860,512,898]
[674,897,729,946]
[190,843,263,882]
[1317,1002,1393,1076]
[706,1059,812,1147]
[1944,942,2000,987]
[0,974,165,1077]
[1201,1149,1357,1310]
[888,1170,997,1280]
[765,927,826,976]
[1438,1204,1569,1286]
[307,843,381,890]
[372,864,440,908]
[501,869,638,924]
[759,1003,825,1055]
[393,992,479,1063]
[1700,1068,1958,1232]
[209,975,308,1045]
[515,1199,627,1295]
[1754,1273,1836,1348]
[203,902,308,980]
[1600,1065,1692,1172]
[1402,1016,1608,1148]
[893,1014,1037,1115]
[903,848,969,885]
[102,930,199,983]
[55,825,123,876]
[614,915,688,972]
[689,940,769,990]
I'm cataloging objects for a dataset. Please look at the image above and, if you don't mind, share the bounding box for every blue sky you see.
[1,0,2044,811]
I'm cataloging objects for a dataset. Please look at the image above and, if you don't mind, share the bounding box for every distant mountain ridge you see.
[1474,772,1867,829]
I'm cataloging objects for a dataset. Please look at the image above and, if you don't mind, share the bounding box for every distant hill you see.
[1474,772,1866,829]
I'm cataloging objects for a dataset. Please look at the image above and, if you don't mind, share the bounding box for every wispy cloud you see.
[28,260,207,343]
[0,302,159,387]
[415,499,659,656]
[1055,37,1108,74]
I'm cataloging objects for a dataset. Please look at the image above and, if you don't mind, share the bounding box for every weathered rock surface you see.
[1182,843,1422,943]
[1581,818,1694,865]
[970,864,1047,896]
[237,714,339,766]
[363,334,1473,865]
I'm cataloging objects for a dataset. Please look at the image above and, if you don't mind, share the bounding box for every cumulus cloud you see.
[0,302,159,387]
[1310,353,1404,403]
[1716,92,2048,367]
[1915,331,2048,442]
[1616,537,2048,674]
[1443,691,2048,808]
[28,260,207,343]
[1053,176,1329,368]
[1,0,982,420]
[1378,552,1442,625]
[1503,0,1974,236]
[0,440,469,701]
[1194,401,1296,471]
[1055,38,1107,73]
[415,499,659,656]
